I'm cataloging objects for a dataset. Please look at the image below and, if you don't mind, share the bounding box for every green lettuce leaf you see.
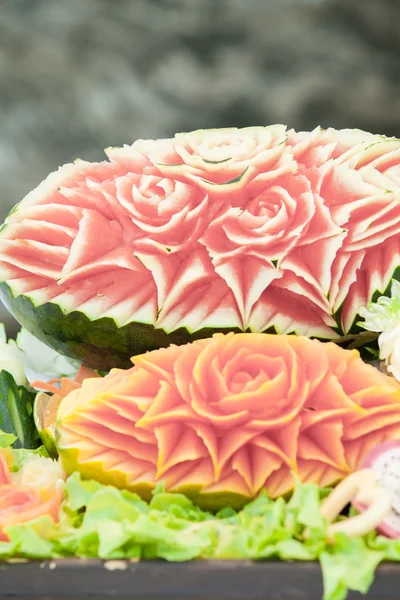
[11,446,50,471]
[320,534,385,600]
[0,429,17,448]
[0,472,397,600]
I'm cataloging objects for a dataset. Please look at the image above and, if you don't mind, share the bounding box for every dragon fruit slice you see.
[354,440,400,538]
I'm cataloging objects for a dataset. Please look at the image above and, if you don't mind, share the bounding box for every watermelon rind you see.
[0,281,244,370]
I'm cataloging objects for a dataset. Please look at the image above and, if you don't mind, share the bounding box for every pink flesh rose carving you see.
[0,126,399,337]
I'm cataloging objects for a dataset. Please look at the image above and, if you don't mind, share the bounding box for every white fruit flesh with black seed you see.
[355,440,400,538]
[370,447,400,534]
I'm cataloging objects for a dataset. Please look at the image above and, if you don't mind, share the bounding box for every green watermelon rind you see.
[0,281,245,370]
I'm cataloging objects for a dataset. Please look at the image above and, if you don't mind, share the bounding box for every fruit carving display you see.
[0,125,399,600]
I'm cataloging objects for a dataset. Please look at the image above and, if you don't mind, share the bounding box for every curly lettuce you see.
[0,473,396,600]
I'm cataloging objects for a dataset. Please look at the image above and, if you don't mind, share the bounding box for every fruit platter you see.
[0,125,399,599]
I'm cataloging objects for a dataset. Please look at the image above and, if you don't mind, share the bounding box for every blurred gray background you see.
[0,0,399,335]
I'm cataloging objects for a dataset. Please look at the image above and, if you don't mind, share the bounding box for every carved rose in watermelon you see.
[55,333,400,510]
[289,127,400,332]
[0,126,399,369]
[125,126,292,191]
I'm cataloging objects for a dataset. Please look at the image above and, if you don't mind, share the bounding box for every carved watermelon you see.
[55,333,400,510]
[0,126,399,369]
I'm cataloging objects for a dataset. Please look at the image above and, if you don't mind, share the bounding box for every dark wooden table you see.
[0,560,398,600]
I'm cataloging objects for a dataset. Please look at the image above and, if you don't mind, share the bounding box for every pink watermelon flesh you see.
[0,127,399,368]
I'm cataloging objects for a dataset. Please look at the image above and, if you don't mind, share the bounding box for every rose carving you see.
[131,125,294,193]
[289,128,400,332]
[1,126,399,340]
[200,173,343,326]
[56,333,400,504]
